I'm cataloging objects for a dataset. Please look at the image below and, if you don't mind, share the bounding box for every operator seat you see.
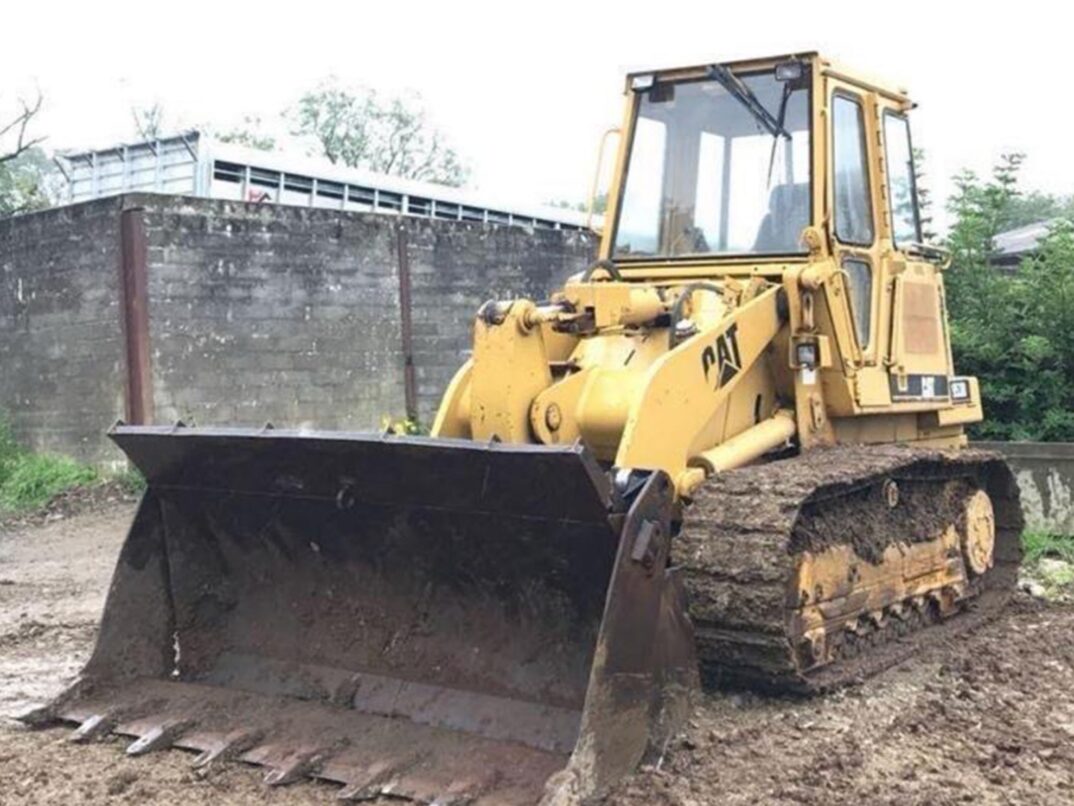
[752,183,810,253]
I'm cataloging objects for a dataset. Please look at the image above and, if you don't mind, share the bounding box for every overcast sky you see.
[2,1,1068,230]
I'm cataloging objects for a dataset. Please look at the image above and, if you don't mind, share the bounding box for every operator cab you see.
[606,52,926,271]
[603,53,968,433]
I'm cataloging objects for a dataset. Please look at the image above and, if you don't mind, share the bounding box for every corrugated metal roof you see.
[993,220,1054,258]
[57,130,599,232]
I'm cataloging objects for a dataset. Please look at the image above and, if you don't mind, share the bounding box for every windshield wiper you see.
[766,82,793,185]
[707,64,791,141]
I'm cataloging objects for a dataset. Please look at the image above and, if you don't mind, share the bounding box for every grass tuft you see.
[0,453,99,512]
[1022,529,1074,565]
[0,413,101,512]
[0,411,147,516]
[0,414,20,488]
[381,414,426,436]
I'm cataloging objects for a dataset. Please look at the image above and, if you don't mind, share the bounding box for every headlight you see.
[795,342,817,368]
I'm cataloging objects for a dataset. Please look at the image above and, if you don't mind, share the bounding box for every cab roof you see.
[625,52,911,104]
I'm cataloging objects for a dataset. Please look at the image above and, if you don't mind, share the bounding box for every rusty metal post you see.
[395,223,418,421]
[119,206,153,425]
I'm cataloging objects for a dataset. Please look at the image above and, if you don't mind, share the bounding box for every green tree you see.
[0,148,53,215]
[131,102,166,141]
[1,92,44,162]
[996,188,1074,231]
[216,116,276,151]
[1,92,51,216]
[944,153,1024,318]
[547,192,608,215]
[944,153,1074,441]
[290,79,469,186]
[911,147,937,242]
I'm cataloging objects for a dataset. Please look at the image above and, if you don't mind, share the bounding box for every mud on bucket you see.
[27,425,697,805]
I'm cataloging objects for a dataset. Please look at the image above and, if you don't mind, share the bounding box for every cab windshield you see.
[613,65,812,259]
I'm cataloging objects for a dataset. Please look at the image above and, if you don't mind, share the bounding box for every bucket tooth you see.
[430,776,496,806]
[330,674,362,708]
[385,761,499,805]
[126,719,194,756]
[336,757,420,801]
[263,747,329,787]
[389,774,456,804]
[192,728,264,768]
[68,713,114,743]
[14,703,55,727]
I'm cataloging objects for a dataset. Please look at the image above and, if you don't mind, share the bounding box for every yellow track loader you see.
[25,52,1022,804]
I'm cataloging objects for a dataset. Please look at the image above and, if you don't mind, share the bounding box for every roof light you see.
[775,60,804,82]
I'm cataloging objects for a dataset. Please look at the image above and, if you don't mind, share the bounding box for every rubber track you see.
[673,445,1024,694]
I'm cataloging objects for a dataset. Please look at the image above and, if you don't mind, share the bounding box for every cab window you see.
[883,112,922,247]
[832,95,874,246]
[613,67,812,258]
[844,257,873,347]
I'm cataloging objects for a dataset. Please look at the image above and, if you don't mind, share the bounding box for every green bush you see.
[0,453,98,512]
[945,155,1074,441]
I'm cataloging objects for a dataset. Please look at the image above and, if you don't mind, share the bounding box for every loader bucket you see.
[27,425,697,804]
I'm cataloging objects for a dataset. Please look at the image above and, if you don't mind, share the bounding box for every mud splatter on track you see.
[677,446,1022,691]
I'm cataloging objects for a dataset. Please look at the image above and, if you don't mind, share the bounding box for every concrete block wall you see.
[142,199,408,431]
[0,198,127,461]
[0,194,596,462]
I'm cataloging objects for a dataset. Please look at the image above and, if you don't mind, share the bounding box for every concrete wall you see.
[142,200,407,431]
[0,198,127,460]
[0,194,596,462]
[976,442,1074,535]
[141,196,594,428]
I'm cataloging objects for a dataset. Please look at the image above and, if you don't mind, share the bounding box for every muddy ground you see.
[1,502,1073,804]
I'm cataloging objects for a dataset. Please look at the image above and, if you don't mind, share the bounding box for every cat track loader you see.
[24,52,1022,804]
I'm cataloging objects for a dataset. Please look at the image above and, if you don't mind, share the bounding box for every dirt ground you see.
[2,503,1073,805]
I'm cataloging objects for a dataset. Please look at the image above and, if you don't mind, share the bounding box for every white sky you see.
[2,0,1069,231]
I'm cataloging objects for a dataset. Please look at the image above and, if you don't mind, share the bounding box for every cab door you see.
[824,79,886,405]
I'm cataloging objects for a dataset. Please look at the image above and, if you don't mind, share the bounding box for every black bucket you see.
[28,425,696,804]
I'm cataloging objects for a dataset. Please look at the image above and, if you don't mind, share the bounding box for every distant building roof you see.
[992,220,1054,267]
[55,130,598,233]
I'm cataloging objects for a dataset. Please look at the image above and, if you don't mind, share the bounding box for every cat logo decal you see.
[700,323,742,389]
